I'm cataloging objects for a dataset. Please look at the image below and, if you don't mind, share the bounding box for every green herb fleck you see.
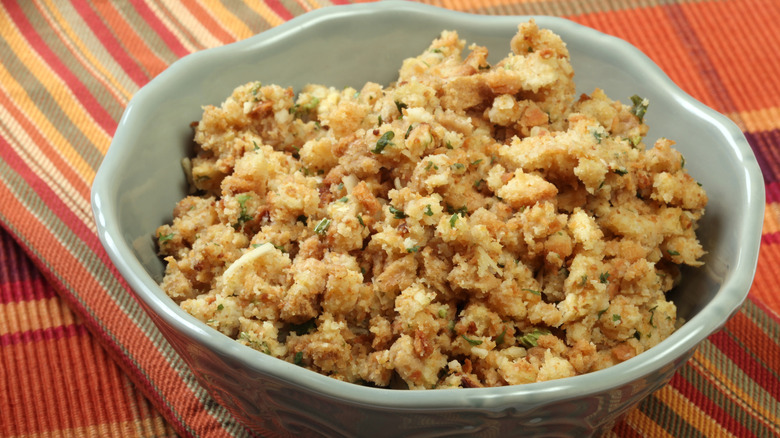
[461,334,483,346]
[597,307,609,319]
[158,232,175,243]
[451,163,465,171]
[612,314,622,322]
[580,275,588,286]
[314,218,331,235]
[667,249,680,256]
[424,205,434,216]
[339,196,349,203]
[293,351,304,365]
[473,179,483,189]
[438,308,447,318]
[405,124,413,139]
[388,205,407,219]
[523,288,541,296]
[649,305,658,328]
[630,95,649,123]
[445,141,453,149]
[356,214,365,227]
[217,303,224,311]
[406,245,420,253]
[394,100,408,116]
[449,213,459,228]
[371,131,395,154]
[236,193,253,225]
[599,272,610,284]
[593,130,605,143]
[496,327,507,345]
[519,329,550,348]
[614,168,628,176]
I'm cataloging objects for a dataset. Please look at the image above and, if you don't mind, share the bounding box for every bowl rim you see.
[92,0,765,410]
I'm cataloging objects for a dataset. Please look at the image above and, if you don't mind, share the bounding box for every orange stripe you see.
[142,1,198,53]
[90,0,170,79]
[0,184,234,437]
[200,0,254,40]
[738,107,780,133]
[0,86,92,202]
[622,407,675,438]
[681,0,780,112]
[655,383,735,437]
[34,0,134,105]
[244,1,286,28]
[0,297,76,335]
[181,0,236,45]
[763,203,780,235]
[0,28,109,171]
[750,242,780,315]
[691,347,780,433]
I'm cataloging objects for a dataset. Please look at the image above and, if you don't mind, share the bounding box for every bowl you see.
[91,2,765,436]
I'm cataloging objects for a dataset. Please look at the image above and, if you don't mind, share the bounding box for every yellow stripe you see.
[0,297,76,336]
[40,0,135,103]
[623,407,675,437]
[144,1,199,53]
[691,348,780,433]
[160,0,222,49]
[243,1,285,28]
[764,203,780,235]
[655,383,736,437]
[199,0,254,41]
[731,107,780,133]
[0,62,98,183]
[0,108,94,230]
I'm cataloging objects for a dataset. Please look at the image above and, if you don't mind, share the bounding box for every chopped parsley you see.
[158,232,175,243]
[612,314,622,322]
[406,245,420,253]
[293,351,304,365]
[523,288,541,296]
[614,168,628,176]
[599,272,610,284]
[519,329,550,348]
[495,327,507,345]
[356,214,365,226]
[461,334,483,346]
[593,130,605,143]
[630,95,649,123]
[449,213,459,228]
[388,205,407,219]
[314,218,331,235]
[236,193,253,225]
[371,131,395,154]
[424,205,434,216]
[394,100,408,116]
[667,249,680,256]
[405,124,413,139]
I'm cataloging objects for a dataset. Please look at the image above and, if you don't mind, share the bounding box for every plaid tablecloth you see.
[1,1,778,437]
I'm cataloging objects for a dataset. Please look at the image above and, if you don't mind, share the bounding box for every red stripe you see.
[708,330,780,400]
[0,278,53,303]
[4,1,118,135]
[611,417,646,438]
[0,323,88,347]
[128,0,190,58]
[0,137,108,259]
[265,0,294,21]
[69,0,150,87]
[761,232,780,245]
[668,372,756,437]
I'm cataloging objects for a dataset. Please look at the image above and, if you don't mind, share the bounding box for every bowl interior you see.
[93,1,763,408]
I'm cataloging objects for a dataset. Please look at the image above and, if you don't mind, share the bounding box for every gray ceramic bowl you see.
[92,2,765,437]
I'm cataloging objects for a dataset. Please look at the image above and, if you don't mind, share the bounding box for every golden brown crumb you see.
[156,20,707,389]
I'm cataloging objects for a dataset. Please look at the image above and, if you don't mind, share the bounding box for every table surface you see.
[1,1,779,437]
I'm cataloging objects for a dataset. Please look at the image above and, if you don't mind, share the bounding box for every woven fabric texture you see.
[0,0,778,437]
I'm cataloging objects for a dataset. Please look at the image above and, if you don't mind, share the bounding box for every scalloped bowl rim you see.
[92,1,764,411]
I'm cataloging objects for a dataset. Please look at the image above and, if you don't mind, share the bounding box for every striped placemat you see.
[0,1,778,437]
